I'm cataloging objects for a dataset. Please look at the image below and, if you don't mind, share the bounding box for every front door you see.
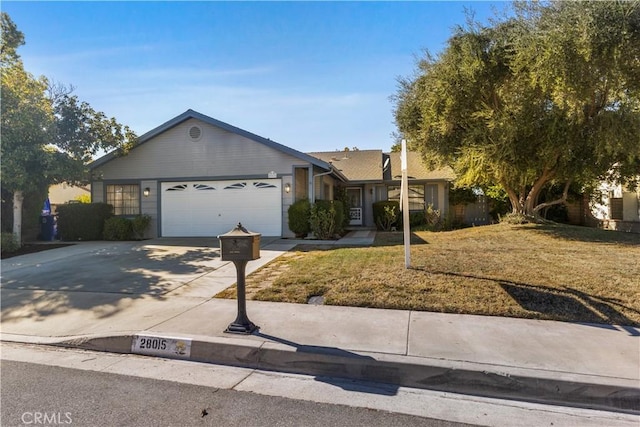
[347,187,363,226]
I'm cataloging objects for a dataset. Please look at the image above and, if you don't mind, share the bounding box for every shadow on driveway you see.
[1,240,221,323]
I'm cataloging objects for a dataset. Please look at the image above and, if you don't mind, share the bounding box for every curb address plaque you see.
[132,334,192,359]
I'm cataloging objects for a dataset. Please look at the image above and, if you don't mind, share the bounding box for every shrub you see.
[407,205,444,232]
[373,201,399,231]
[131,214,152,240]
[334,187,351,231]
[1,232,21,253]
[310,200,337,239]
[409,211,426,227]
[499,212,530,224]
[425,204,442,227]
[330,199,346,235]
[74,194,91,204]
[449,187,478,206]
[57,203,113,241]
[103,217,133,241]
[288,198,311,238]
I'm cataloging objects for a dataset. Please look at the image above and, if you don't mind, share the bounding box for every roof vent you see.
[188,125,202,141]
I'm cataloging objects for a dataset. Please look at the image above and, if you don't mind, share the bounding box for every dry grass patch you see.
[216,223,640,326]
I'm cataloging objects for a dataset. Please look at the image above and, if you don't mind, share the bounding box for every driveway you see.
[1,239,223,296]
[0,237,286,336]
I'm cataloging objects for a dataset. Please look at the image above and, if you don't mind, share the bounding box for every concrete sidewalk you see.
[1,234,638,415]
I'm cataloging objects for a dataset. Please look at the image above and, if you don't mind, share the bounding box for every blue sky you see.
[4,1,507,153]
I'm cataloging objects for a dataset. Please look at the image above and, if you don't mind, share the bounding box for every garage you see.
[161,179,282,237]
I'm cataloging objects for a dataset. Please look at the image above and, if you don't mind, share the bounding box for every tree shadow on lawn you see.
[0,242,221,323]
[499,282,640,334]
[373,231,429,247]
[517,223,640,246]
[412,267,640,333]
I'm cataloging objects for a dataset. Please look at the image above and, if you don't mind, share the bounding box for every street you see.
[2,343,637,427]
[1,359,468,427]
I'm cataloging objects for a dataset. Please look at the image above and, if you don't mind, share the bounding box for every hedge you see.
[57,203,113,241]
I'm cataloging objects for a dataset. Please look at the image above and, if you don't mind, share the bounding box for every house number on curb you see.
[131,335,192,359]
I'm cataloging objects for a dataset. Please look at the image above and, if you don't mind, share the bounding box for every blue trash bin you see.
[40,215,55,241]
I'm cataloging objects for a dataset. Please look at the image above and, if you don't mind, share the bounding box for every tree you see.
[0,13,136,243]
[394,1,640,218]
[1,14,52,242]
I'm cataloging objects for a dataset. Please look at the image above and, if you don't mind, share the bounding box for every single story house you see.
[89,110,456,238]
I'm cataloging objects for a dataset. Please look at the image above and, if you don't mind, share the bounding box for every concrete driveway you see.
[0,237,286,334]
[1,239,224,295]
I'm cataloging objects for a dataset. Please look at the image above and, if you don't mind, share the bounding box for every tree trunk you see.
[532,180,572,215]
[501,182,525,215]
[12,190,24,244]
[524,169,556,217]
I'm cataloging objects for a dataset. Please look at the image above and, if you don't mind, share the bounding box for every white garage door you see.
[161,179,282,237]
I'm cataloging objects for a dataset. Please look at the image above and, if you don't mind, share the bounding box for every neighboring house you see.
[591,181,640,233]
[89,110,458,238]
[48,183,91,212]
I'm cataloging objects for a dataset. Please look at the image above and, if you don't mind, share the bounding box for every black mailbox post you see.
[219,223,261,334]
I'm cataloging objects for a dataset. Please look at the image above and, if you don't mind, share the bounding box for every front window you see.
[106,184,140,215]
[294,167,309,202]
[388,185,425,211]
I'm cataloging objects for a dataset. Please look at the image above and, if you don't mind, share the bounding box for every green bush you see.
[1,232,21,253]
[405,205,444,232]
[103,217,134,240]
[131,214,152,240]
[449,187,478,206]
[57,203,113,241]
[288,198,311,238]
[425,204,442,227]
[409,211,426,227]
[373,201,400,231]
[334,187,351,231]
[310,200,337,239]
[328,199,346,235]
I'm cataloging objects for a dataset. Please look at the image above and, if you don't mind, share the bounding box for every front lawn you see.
[216,223,640,326]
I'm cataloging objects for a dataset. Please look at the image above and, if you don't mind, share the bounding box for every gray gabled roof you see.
[308,150,383,182]
[90,110,344,179]
[387,152,455,181]
[308,150,455,183]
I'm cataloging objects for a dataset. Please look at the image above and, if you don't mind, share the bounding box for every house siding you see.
[95,119,303,180]
[92,181,104,203]
[622,191,640,222]
[141,180,158,238]
[282,175,295,238]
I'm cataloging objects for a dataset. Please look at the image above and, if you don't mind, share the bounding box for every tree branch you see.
[532,180,572,213]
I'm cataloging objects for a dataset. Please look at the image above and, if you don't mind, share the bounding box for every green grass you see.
[216,223,640,326]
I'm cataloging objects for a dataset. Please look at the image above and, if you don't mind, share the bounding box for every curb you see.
[10,333,638,415]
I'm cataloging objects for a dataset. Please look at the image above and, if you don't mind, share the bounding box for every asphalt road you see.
[1,360,473,427]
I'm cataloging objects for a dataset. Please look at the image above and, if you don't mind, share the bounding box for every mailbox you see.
[218,223,261,334]
[219,223,261,261]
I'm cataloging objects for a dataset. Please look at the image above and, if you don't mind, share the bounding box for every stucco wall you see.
[95,119,303,181]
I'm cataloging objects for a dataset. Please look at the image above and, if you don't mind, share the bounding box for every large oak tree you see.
[394,1,640,217]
